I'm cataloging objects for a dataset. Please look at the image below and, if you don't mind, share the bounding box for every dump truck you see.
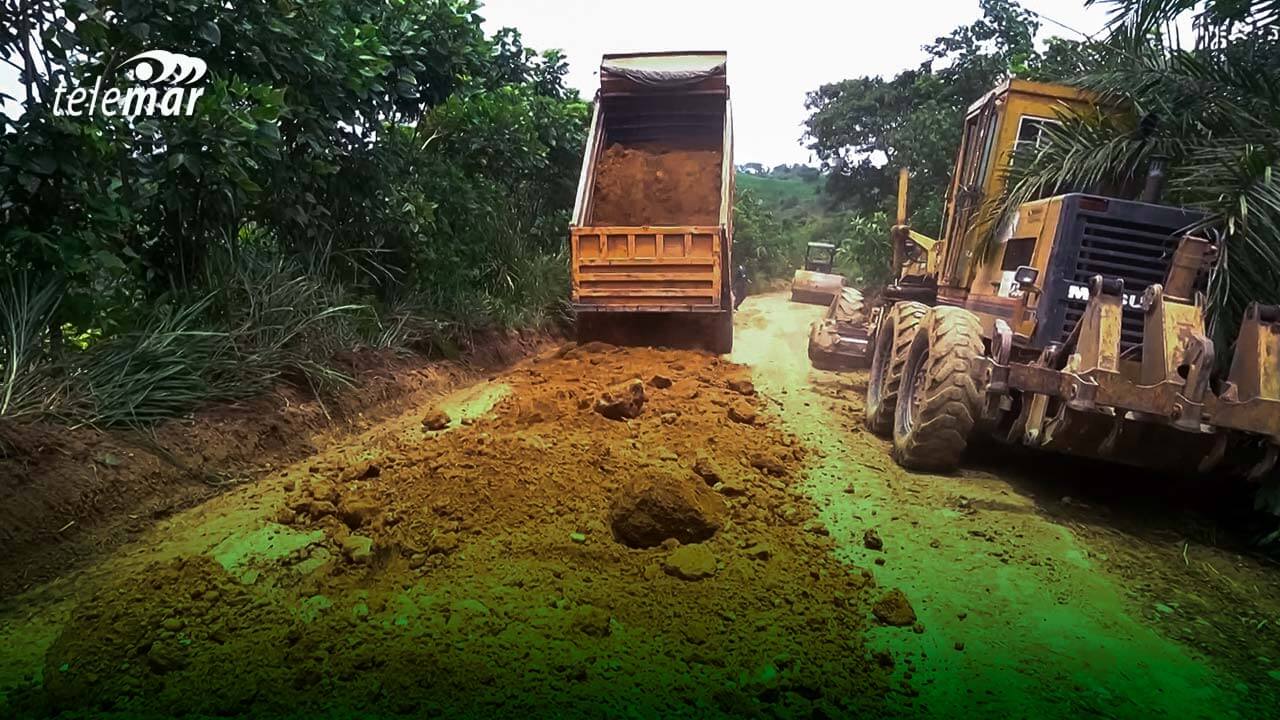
[790,242,845,305]
[569,51,735,353]
[836,78,1280,481]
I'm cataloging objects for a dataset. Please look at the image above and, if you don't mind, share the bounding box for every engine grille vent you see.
[1059,212,1183,353]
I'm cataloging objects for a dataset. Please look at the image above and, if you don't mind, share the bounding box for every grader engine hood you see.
[1032,194,1205,352]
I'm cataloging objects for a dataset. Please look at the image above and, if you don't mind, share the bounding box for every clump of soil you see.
[663,543,718,580]
[594,378,646,420]
[21,345,893,718]
[421,408,451,431]
[609,465,726,548]
[872,588,918,627]
[590,143,722,226]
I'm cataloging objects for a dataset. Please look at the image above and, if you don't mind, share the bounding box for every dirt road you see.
[733,292,1280,718]
[2,292,1278,718]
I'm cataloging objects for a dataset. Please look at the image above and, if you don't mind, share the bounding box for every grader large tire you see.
[891,307,985,472]
[864,301,928,435]
[807,288,869,370]
[830,288,866,327]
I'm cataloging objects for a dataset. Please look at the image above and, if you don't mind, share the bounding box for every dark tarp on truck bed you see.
[600,52,727,92]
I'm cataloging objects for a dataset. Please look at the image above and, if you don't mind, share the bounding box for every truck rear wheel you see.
[892,307,984,472]
[865,301,928,435]
[576,313,602,344]
[708,311,734,354]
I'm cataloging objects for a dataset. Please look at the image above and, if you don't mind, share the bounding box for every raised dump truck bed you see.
[570,51,735,352]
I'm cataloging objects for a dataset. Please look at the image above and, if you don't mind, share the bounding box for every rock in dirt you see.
[340,534,374,563]
[872,589,917,627]
[430,532,460,555]
[863,529,884,551]
[516,397,559,425]
[290,498,337,519]
[742,542,774,561]
[610,467,726,548]
[570,605,612,637]
[338,499,381,530]
[341,460,381,482]
[421,409,451,431]
[146,640,189,674]
[578,341,616,354]
[692,454,724,485]
[727,401,757,425]
[595,379,646,420]
[663,544,718,581]
[726,378,755,396]
[716,478,749,497]
[749,450,788,477]
[648,374,673,389]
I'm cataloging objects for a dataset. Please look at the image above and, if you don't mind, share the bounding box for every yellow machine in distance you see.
[790,242,846,306]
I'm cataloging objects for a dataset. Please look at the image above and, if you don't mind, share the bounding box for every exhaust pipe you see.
[1140,155,1168,204]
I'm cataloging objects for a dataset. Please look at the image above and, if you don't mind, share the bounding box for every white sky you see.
[479,0,1113,166]
[2,1,1113,163]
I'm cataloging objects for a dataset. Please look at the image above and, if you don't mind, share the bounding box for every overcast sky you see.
[479,0,1113,166]
[2,1,1114,164]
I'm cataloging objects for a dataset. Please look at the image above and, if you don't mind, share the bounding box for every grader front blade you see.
[985,273,1280,477]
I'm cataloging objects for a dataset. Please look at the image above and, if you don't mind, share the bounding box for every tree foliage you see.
[802,0,1087,235]
[0,0,587,424]
[1,1,586,329]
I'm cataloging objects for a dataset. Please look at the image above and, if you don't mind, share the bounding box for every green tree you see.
[0,1,588,424]
[733,186,793,281]
[0,1,586,331]
[803,0,1088,235]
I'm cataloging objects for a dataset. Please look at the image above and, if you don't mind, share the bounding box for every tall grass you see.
[0,277,65,420]
[0,238,567,428]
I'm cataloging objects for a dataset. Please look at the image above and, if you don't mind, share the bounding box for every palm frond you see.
[0,276,65,419]
[985,14,1280,348]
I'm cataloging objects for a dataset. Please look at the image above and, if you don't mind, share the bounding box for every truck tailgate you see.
[571,225,724,312]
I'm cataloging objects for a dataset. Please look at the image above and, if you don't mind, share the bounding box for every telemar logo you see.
[52,50,208,118]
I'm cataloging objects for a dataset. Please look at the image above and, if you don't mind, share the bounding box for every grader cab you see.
[851,79,1280,481]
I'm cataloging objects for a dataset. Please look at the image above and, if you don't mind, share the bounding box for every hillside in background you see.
[733,166,890,288]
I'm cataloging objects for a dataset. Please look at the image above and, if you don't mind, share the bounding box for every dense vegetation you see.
[1,0,587,425]
[733,167,895,288]
[732,169,821,282]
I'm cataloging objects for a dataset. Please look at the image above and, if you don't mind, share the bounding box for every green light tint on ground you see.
[732,294,1257,718]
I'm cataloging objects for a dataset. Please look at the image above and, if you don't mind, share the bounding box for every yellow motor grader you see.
[790,242,846,305]
[846,79,1280,479]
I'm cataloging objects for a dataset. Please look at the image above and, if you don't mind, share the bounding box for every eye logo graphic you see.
[120,50,209,87]
[53,49,209,118]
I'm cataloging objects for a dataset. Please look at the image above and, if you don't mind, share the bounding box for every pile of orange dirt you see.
[590,143,722,226]
[18,344,894,718]
[0,332,548,598]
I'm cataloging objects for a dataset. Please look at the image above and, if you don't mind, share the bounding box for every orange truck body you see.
[569,52,735,330]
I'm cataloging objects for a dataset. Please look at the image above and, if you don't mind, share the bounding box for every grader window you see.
[1013,116,1061,159]
[1001,237,1036,271]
